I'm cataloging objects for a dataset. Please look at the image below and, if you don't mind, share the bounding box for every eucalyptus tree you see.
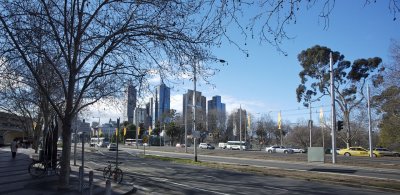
[372,40,400,149]
[296,45,383,148]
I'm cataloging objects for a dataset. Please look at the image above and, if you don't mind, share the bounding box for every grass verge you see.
[144,155,400,192]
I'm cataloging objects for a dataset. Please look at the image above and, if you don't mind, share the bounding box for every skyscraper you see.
[152,82,170,126]
[207,96,226,140]
[127,85,137,124]
[183,89,207,134]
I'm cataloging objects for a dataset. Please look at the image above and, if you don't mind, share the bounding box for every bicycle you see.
[103,161,123,183]
[28,158,60,178]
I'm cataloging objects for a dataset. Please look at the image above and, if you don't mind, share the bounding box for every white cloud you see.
[83,99,125,125]
[170,94,183,113]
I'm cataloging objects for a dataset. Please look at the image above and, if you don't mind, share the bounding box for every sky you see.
[88,1,400,125]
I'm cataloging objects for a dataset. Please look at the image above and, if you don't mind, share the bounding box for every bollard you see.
[89,171,93,195]
[105,179,111,195]
[79,166,83,192]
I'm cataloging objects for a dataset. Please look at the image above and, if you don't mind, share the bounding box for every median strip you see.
[143,155,400,192]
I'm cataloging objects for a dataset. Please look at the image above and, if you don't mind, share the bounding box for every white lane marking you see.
[150,177,231,195]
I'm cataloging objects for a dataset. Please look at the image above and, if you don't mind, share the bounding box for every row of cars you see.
[265,146,306,154]
[264,145,400,157]
[337,147,399,157]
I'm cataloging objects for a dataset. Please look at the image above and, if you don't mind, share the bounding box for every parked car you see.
[325,148,340,154]
[218,142,227,149]
[199,143,215,149]
[265,146,294,154]
[176,143,185,148]
[107,143,117,151]
[291,147,306,153]
[99,141,109,148]
[338,147,382,157]
[373,148,400,157]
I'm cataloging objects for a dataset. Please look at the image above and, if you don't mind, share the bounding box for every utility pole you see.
[239,106,242,151]
[135,107,139,149]
[330,52,337,164]
[367,84,373,157]
[73,117,78,166]
[116,118,120,168]
[245,114,248,144]
[309,101,312,147]
[193,62,197,162]
[184,93,188,153]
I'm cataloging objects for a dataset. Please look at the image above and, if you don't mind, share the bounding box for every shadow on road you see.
[309,168,357,174]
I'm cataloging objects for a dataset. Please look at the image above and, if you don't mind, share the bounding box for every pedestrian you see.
[11,138,18,159]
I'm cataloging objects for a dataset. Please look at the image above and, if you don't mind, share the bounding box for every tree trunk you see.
[345,111,351,148]
[59,118,72,188]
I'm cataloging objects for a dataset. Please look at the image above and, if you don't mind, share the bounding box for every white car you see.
[218,142,227,149]
[107,143,117,151]
[199,143,215,149]
[265,146,294,154]
[291,147,306,153]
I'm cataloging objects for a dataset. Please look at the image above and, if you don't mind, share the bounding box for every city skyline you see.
[87,1,399,125]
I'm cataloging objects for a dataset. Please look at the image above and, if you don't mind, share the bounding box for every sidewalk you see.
[0,147,137,195]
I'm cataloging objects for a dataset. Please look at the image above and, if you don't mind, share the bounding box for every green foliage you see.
[373,86,400,149]
[125,124,136,139]
[297,45,383,147]
[166,122,183,145]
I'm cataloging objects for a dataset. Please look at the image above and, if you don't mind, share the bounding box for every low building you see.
[0,112,28,145]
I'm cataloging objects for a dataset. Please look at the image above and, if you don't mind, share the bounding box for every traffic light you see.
[337,120,344,131]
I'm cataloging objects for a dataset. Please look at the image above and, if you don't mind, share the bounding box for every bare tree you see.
[0,1,233,187]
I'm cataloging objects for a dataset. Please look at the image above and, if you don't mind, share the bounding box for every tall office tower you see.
[207,95,227,135]
[183,89,207,134]
[145,101,152,130]
[153,83,170,125]
[232,108,247,141]
[127,85,137,124]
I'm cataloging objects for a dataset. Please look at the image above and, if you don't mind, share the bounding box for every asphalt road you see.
[78,146,399,195]
[123,148,400,182]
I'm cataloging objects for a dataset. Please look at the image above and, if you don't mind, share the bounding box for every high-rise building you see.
[231,108,247,141]
[207,95,226,135]
[127,85,137,124]
[183,89,207,134]
[153,83,170,126]
[134,108,146,126]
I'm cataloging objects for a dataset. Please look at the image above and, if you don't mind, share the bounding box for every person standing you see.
[11,138,18,159]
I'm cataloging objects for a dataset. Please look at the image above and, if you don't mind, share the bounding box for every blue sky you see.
[199,1,398,122]
[89,1,399,125]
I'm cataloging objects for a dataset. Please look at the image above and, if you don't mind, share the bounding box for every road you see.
[122,147,400,182]
[77,146,399,195]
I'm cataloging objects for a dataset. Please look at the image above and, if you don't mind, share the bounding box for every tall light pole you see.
[184,92,188,153]
[309,101,312,147]
[193,62,198,162]
[330,52,337,164]
[73,116,78,166]
[367,84,373,157]
[239,105,242,151]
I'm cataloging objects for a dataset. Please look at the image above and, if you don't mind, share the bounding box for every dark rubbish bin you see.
[39,150,44,161]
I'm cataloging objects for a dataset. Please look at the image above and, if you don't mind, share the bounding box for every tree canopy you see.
[296,45,383,147]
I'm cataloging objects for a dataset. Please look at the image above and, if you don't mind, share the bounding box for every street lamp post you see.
[184,93,188,153]
[73,116,78,166]
[367,84,373,158]
[193,62,198,162]
[330,52,337,164]
[116,118,120,168]
[239,105,242,151]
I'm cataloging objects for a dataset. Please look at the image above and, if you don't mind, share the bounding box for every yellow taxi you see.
[338,147,382,157]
